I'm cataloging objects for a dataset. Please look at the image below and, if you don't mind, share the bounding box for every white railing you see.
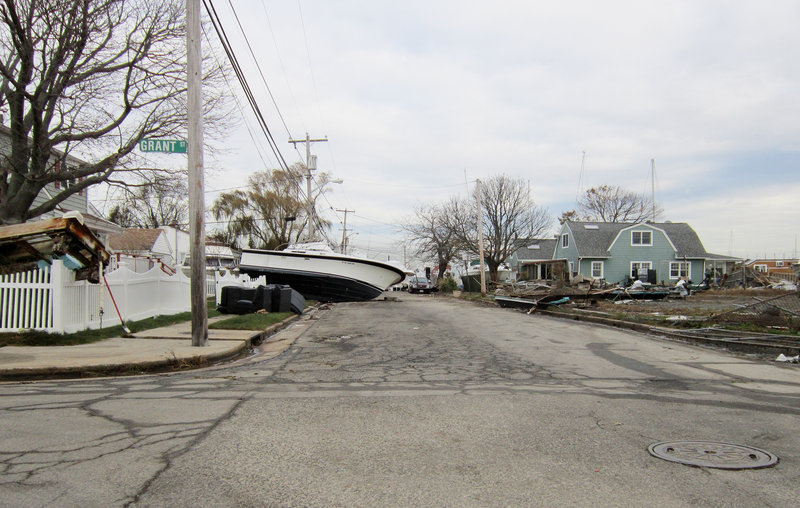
[212,271,267,306]
[1,260,192,334]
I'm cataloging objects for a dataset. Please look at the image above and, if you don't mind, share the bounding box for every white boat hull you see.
[238,248,406,302]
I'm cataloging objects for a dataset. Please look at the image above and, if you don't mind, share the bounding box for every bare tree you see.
[211,164,335,250]
[572,185,662,223]
[0,0,232,224]
[454,175,552,282]
[402,198,463,280]
[107,171,188,228]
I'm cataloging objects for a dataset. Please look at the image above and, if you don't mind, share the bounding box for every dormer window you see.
[631,230,652,246]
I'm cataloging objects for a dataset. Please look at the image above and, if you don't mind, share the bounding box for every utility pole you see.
[289,132,327,240]
[336,208,355,253]
[187,0,207,346]
[476,179,487,296]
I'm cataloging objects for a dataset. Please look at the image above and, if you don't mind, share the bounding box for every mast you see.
[650,158,656,221]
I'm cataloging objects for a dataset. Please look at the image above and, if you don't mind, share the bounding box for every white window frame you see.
[562,233,569,248]
[569,261,574,274]
[776,261,784,267]
[591,261,604,279]
[753,264,768,273]
[631,230,652,246]
[630,261,652,278]
[669,261,691,279]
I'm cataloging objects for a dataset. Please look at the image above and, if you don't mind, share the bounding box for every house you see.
[507,238,565,281]
[0,123,122,245]
[107,228,173,272]
[745,258,799,277]
[159,225,191,267]
[553,221,741,285]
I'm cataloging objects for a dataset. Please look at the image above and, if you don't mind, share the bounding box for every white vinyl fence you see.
[1,260,192,334]
[210,271,267,306]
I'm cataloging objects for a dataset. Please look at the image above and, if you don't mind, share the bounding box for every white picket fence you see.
[1,260,191,334]
[0,262,268,334]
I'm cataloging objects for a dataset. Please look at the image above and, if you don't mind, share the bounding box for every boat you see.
[609,287,670,300]
[237,242,407,302]
[495,294,570,309]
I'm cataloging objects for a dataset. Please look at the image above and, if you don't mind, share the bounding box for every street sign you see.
[139,139,187,153]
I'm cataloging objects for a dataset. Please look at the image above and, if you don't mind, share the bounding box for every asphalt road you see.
[1,294,799,507]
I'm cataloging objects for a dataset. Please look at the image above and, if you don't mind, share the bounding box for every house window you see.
[562,233,569,248]
[776,261,784,267]
[669,262,691,279]
[753,264,768,273]
[591,261,604,279]
[569,261,574,274]
[631,230,652,246]
[630,261,652,278]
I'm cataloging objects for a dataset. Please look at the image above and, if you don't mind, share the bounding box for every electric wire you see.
[204,0,333,241]
[203,0,293,175]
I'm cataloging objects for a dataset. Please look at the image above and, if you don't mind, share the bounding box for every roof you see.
[565,221,710,258]
[515,238,557,260]
[107,228,164,252]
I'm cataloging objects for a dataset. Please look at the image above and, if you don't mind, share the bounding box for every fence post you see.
[50,260,65,333]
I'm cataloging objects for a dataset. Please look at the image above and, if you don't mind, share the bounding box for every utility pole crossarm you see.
[287,133,327,240]
[336,208,355,253]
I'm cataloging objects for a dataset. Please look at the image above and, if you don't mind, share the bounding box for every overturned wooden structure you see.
[0,215,110,283]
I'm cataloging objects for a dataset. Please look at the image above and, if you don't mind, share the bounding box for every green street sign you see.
[139,139,187,153]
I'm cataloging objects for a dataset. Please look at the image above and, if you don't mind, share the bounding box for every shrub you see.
[438,276,459,293]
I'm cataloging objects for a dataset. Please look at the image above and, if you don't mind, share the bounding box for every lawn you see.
[210,312,295,330]
[1,298,223,347]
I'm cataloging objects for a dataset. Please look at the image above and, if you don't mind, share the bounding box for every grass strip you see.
[209,312,294,331]
[0,298,222,347]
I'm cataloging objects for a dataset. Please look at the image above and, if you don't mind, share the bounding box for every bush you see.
[437,276,459,293]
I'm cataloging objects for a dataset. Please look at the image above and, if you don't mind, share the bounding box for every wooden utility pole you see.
[187,0,207,346]
[476,179,487,296]
[337,208,355,253]
[288,133,327,240]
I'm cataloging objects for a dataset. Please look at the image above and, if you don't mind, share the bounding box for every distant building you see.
[107,228,173,273]
[745,258,799,276]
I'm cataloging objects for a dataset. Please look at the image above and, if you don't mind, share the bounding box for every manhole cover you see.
[648,441,778,469]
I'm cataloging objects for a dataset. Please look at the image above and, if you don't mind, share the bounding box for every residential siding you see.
[601,226,668,283]
[31,182,89,218]
[553,224,579,274]
[1,127,89,219]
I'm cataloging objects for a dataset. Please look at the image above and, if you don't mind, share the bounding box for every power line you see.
[224,0,295,143]
[202,0,293,176]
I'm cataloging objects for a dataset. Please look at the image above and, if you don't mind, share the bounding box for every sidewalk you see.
[0,315,300,381]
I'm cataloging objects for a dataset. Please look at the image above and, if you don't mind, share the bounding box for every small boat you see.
[238,242,407,302]
[609,288,670,300]
[495,294,570,309]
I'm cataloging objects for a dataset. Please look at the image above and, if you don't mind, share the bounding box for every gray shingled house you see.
[553,221,740,285]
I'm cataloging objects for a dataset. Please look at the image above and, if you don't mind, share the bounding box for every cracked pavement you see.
[1,296,799,507]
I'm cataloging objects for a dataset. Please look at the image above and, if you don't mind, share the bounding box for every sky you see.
[106,1,800,267]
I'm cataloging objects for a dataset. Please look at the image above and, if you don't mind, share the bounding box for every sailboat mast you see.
[650,158,656,221]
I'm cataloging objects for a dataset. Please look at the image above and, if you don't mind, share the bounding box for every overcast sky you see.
[189,0,800,264]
